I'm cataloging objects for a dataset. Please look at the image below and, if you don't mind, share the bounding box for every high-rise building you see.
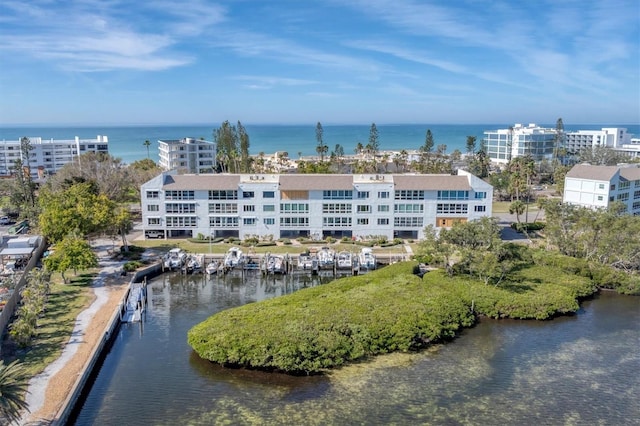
[0,135,109,179]
[158,138,216,174]
[483,123,556,164]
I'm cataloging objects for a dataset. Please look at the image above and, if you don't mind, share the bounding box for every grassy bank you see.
[188,255,598,375]
[2,273,94,377]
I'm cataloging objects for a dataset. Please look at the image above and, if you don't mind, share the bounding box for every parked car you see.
[0,216,11,225]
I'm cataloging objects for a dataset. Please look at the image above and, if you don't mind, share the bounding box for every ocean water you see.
[1,123,638,165]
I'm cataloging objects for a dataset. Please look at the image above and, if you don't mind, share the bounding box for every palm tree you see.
[0,360,30,424]
[143,140,151,158]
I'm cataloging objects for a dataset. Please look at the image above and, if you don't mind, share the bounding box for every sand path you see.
[21,244,129,425]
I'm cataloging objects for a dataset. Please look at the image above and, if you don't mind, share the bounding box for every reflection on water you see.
[72,271,640,426]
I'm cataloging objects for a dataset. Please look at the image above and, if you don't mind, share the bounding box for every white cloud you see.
[0,0,224,71]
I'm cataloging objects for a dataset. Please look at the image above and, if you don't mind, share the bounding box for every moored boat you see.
[336,251,353,270]
[317,246,335,269]
[224,247,244,268]
[164,248,187,270]
[358,247,376,270]
[205,260,221,275]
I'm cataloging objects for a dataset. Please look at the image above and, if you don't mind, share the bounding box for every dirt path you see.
[21,244,129,425]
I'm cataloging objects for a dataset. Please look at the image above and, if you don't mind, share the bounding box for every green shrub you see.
[123,260,144,272]
[278,238,292,245]
[256,241,277,247]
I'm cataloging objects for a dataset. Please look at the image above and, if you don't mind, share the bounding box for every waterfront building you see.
[564,127,639,159]
[140,171,493,240]
[563,163,640,215]
[0,135,108,178]
[158,138,216,174]
[483,123,557,164]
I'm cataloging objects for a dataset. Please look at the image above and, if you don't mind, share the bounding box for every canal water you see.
[72,271,640,425]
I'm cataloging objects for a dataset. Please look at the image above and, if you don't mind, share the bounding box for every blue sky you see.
[1,0,638,126]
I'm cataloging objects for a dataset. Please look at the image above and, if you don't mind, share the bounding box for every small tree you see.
[43,235,98,283]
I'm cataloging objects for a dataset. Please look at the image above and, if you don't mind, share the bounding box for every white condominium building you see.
[563,164,640,215]
[483,123,557,164]
[0,135,108,178]
[564,128,639,158]
[158,137,217,174]
[141,171,493,240]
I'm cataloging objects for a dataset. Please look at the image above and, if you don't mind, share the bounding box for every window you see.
[610,184,616,191]
[378,218,389,225]
[243,218,256,225]
[357,205,371,213]
[281,203,310,213]
[437,190,469,200]
[394,204,423,213]
[323,217,352,227]
[633,201,640,210]
[357,218,369,225]
[280,217,309,227]
[394,217,423,227]
[598,183,605,190]
[264,218,275,225]
[209,190,237,200]
[148,217,161,225]
[617,192,629,201]
[210,217,239,227]
[242,191,254,199]
[378,205,390,212]
[165,203,196,214]
[474,192,487,199]
[323,190,353,199]
[165,190,195,200]
[597,195,604,201]
[357,191,369,199]
[147,204,159,212]
[209,203,237,214]
[243,205,255,212]
[474,205,486,212]
[378,191,389,199]
[437,204,469,214]
[619,181,631,190]
[166,216,197,227]
[263,191,275,198]
[634,190,640,200]
[146,191,159,199]
[395,190,424,200]
[323,203,352,214]
[263,204,275,212]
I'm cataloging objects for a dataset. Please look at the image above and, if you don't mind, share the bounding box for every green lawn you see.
[3,273,95,377]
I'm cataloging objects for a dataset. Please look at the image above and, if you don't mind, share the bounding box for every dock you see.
[120,281,147,323]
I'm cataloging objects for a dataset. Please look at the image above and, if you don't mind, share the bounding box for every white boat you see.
[358,247,376,270]
[224,247,244,268]
[317,246,335,269]
[185,255,202,274]
[164,248,187,270]
[206,261,221,275]
[266,254,286,274]
[298,253,315,270]
[336,251,353,270]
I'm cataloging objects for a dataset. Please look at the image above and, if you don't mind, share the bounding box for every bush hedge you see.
[188,251,604,374]
[188,263,474,374]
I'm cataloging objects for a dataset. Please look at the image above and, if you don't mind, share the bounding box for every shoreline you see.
[19,244,129,425]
